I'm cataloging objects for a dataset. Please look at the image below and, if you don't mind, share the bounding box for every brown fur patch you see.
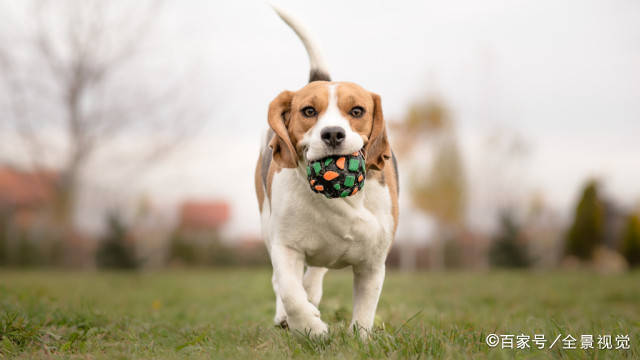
[254,153,265,211]
[266,150,281,202]
[286,82,330,155]
[384,159,399,235]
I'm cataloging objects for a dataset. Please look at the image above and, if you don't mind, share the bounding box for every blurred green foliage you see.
[620,214,640,267]
[168,231,268,267]
[95,213,138,269]
[0,210,63,268]
[0,213,7,266]
[403,98,466,228]
[489,212,531,268]
[411,136,466,228]
[565,180,604,260]
[404,99,450,134]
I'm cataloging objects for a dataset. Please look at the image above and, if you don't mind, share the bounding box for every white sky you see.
[2,0,640,239]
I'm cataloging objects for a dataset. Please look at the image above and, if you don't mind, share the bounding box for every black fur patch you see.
[309,69,331,82]
[391,151,399,194]
[261,130,274,186]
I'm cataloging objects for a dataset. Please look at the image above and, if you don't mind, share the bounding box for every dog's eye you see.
[349,106,365,118]
[301,106,317,118]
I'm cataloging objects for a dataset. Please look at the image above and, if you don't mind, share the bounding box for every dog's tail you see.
[270,5,331,83]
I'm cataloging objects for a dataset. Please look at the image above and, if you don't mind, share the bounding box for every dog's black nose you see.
[320,127,346,147]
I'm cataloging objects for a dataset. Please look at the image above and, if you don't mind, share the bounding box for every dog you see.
[254,6,399,337]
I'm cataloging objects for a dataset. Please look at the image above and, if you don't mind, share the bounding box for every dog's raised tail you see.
[270,4,331,83]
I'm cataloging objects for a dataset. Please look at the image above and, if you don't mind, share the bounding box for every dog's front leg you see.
[271,245,328,336]
[350,262,385,336]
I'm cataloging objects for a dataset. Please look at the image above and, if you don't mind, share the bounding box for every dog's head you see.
[268,81,391,171]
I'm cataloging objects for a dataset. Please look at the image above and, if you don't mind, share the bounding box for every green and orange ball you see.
[306,151,366,198]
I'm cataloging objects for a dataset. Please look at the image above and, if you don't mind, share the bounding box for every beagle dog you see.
[255,6,399,337]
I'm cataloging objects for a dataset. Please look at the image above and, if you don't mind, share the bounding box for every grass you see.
[0,268,639,359]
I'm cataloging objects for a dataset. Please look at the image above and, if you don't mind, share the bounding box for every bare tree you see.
[0,1,203,243]
[393,96,467,269]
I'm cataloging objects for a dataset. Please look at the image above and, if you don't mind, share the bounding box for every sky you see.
[2,0,640,240]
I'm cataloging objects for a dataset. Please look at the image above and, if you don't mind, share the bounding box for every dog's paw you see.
[288,314,328,337]
[274,312,288,328]
[275,319,288,329]
[349,322,372,340]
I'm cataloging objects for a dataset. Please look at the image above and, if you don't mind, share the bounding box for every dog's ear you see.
[364,92,391,171]
[268,90,298,168]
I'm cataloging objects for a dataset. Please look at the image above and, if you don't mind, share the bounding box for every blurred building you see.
[167,200,231,266]
[233,234,269,266]
[0,167,60,265]
[179,200,230,233]
[0,167,57,223]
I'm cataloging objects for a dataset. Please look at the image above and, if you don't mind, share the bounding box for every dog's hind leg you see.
[303,266,328,307]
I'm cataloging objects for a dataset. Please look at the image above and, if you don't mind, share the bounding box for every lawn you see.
[0,269,638,359]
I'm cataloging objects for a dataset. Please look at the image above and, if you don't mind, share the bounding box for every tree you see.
[0,1,201,245]
[95,213,137,269]
[392,98,450,155]
[620,214,640,267]
[411,134,466,228]
[398,97,467,269]
[489,211,530,268]
[0,210,8,266]
[565,180,604,260]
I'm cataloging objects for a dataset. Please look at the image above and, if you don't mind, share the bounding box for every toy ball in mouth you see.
[306,151,366,198]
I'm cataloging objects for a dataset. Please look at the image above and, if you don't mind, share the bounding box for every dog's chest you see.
[268,168,394,268]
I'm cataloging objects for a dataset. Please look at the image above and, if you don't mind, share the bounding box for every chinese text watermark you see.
[485,333,631,350]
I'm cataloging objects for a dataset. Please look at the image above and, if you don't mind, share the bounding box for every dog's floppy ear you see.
[268,90,298,168]
[364,92,391,171]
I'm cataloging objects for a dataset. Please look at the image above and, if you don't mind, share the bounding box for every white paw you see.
[349,322,371,340]
[274,317,288,329]
[274,312,288,328]
[288,313,328,337]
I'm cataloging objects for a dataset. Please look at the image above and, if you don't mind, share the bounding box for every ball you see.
[306,151,366,198]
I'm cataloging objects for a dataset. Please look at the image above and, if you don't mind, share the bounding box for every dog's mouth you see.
[305,150,366,199]
[302,145,366,163]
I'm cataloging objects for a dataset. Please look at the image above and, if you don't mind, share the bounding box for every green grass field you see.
[1,269,638,359]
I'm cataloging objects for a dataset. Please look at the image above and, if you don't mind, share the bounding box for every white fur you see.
[262,157,394,336]
[270,4,330,78]
[301,84,365,162]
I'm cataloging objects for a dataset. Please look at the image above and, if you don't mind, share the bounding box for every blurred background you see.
[0,0,639,272]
